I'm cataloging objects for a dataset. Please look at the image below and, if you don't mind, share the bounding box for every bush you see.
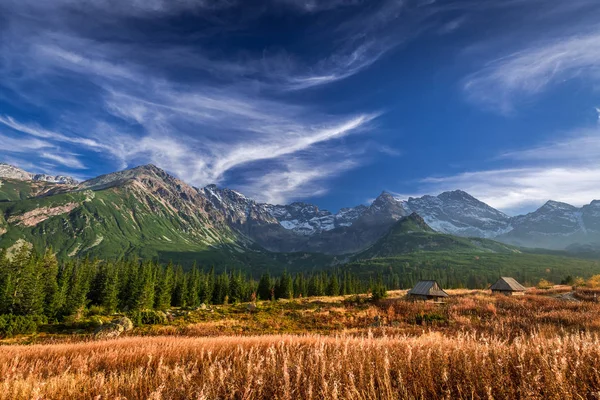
[129,310,168,326]
[370,277,388,302]
[0,314,47,338]
[86,306,107,317]
[537,279,553,290]
[415,312,447,325]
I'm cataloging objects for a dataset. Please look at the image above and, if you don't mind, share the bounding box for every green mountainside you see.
[0,179,60,202]
[1,164,599,283]
[345,213,600,287]
[354,213,518,259]
[0,166,335,273]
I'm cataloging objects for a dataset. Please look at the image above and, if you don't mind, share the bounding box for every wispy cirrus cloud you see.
[415,166,600,214]
[0,23,380,200]
[0,133,52,152]
[464,30,600,113]
[406,128,600,213]
[40,152,87,169]
[237,157,359,204]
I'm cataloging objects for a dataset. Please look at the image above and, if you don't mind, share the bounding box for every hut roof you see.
[490,277,526,292]
[408,280,449,297]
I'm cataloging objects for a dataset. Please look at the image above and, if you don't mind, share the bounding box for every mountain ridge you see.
[0,163,77,185]
[1,162,599,255]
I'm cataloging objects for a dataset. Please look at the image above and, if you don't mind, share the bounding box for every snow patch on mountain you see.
[263,202,366,235]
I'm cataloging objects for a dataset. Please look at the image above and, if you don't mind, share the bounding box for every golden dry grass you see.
[2,332,600,399]
[4,290,600,399]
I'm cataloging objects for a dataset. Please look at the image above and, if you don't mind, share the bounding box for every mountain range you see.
[0,163,599,268]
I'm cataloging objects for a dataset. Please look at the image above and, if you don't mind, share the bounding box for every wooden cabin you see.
[490,277,526,296]
[408,280,449,301]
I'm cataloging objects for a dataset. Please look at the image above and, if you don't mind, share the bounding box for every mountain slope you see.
[403,190,511,238]
[499,200,600,249]
[2,162,600,264]
[0,165,239,260]
[354,213,518,259]
[0,178,61,202]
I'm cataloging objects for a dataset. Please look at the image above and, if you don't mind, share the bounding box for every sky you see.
[2,0,600,215]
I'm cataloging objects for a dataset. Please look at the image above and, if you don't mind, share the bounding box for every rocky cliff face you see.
[0,163,76,185]
[403,190,511,238]
[264,202,368,235]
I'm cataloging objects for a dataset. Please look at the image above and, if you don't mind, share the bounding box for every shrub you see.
[86,306,107,317]
[587,275,600,288]
[415,312,447,325]
[537,279,553,290]
[0,314,47,338]
[129,310,168,326]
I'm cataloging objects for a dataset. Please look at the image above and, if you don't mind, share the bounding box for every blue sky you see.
[2,0,600,215]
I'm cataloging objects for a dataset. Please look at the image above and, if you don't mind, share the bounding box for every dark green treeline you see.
[0,247,370,320]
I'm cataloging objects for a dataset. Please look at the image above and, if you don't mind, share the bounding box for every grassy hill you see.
[0,179,62,202]
[354,213,518,260]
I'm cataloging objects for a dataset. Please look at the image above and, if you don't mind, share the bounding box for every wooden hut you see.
[490,277,526,296]
[408,280,449,301]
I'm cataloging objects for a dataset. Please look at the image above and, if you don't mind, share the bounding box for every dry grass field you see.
[3,288,600,399]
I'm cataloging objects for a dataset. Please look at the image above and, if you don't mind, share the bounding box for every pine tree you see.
[257,273,272,301]
[185,265,200,308]
[229,271,244,303]
[12,249,44,316]
[326,274,340,296]
[155,263,174,310]
[133,262,156,310]
[171,265,187,307]
[39,249,61,318]
[276,270,293,299]
[62,259,93,317]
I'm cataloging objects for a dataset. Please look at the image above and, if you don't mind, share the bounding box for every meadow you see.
[3,287,600,399]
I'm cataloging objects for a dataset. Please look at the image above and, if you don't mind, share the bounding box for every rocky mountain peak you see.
[539,200,577,211]
[80,164,173,190]
[0,163,31,181]
[437,189,476,202]
[0,163,77,185]
[372,191,396,204]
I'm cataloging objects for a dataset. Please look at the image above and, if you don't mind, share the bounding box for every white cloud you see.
[286,42,395,90]
[408,128,600,213]
[498,128,600,162]
[464,30,600,112]
[236,158,358,204]
[417,167,600,213]
[0,40,379,201]
[0,133,52,152]
[0,0,421,202]
[3,0,236,17]
[40,152,86,169]
[35,44,140,82]
[0,115,107,150]
[276,0,362,13]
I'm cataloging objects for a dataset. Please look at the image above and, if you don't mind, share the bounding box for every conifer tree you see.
[257,273,272,301]
[155,263,174,310]
[276,270,293,299]
[326,274,340,297]
[38,248,60,317]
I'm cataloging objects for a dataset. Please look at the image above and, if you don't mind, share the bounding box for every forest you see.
[0,247,380,328]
